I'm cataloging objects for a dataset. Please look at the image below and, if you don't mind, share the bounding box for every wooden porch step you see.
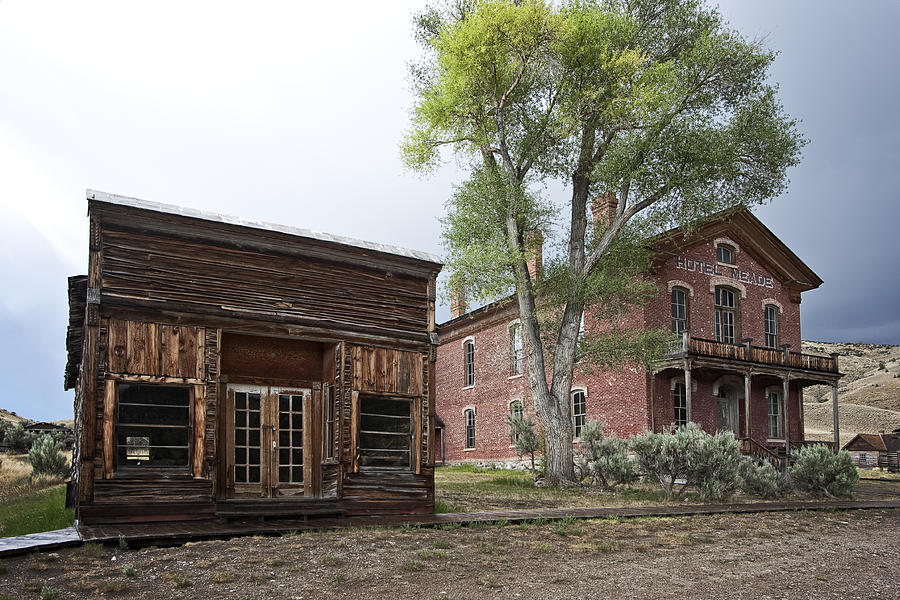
[216,500,346,520]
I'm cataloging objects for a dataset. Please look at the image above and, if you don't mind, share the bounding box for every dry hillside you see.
[800,341,900,446]
[0,408,29,425]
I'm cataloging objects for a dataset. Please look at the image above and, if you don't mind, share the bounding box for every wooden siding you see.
[220,333,323,381]
[107,318,203,379]
[100,227,430,343]
[340,470,435,516]
[350,346,424,397]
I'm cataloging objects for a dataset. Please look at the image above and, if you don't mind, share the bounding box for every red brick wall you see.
[646,236,801,348]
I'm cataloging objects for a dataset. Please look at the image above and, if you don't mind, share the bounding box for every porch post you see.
[649,373,657,433]
[782,376,791,459]
[684,359,692,423]
[744,372,751,438]
[832,382,840,451]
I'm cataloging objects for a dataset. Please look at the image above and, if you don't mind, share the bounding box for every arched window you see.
[714,286,739,343]
[716,243,735,265]
[673,382,687,426]
[671,287,689,334]
[764,304,779,349]
[509,323,524,376]
[464,408,476,449]
[463,339,475,387]
[571,390,586,439]
[767,391,782,439]
[509,400,523,443]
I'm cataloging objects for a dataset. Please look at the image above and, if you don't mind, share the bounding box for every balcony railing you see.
[667,333,839,374]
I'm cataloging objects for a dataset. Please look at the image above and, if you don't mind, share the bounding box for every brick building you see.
[434,204,842,466]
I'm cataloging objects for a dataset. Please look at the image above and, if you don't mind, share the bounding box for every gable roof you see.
[650,206,823,292]
[842,432,900,453]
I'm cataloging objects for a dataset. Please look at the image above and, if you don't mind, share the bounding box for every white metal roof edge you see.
[87,189,443,265]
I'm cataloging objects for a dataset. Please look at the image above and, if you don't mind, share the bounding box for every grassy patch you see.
[0,483,73,537]
[434,499,463,514]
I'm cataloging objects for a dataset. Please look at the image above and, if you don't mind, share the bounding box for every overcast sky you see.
[1,1,898,421]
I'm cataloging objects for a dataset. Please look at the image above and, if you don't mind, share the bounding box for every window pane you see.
[116,385,190,468]
[359,397,412,469]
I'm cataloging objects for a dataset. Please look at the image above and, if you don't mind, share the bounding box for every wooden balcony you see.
[666,334,839,375]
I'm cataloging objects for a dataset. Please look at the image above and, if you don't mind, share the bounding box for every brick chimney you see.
[526,230,543,282]
[591,192,618,230]
[449,285,467,319]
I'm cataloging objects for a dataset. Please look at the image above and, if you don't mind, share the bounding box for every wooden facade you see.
[65,190,442,525]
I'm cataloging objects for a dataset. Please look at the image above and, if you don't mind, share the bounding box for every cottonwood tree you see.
[404,0,804,483]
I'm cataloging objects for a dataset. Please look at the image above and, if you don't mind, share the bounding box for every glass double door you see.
[227,384,310,498]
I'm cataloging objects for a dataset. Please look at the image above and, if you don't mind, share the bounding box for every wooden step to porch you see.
[216,499,346,521]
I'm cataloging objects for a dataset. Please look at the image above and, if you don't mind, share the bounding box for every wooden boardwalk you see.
[2,498,898,557]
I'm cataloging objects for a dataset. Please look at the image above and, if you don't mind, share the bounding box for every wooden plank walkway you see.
[3,499,898,558]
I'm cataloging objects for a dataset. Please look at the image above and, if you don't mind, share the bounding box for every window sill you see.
[463,447,477,452]
[461,385,475,391]
[508,374,524,380]
[717,261,736,268]
[767,438,785,444]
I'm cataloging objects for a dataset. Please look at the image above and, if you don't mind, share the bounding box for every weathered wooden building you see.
[65,190,442,524]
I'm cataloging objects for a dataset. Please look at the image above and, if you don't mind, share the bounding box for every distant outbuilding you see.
[842,430,900,471]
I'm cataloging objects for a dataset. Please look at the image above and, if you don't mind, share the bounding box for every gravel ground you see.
[2,509,897,599]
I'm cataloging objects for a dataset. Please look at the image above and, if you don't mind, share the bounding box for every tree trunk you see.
[534,387,575,484]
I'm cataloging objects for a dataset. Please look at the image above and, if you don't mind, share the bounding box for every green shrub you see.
[631,423,741,501]
[506,412,541,480]
[738,458,780,499]
[40,586,59,600]
[574,421,635,490]
[790,446,858,498]
[28,435,69,478]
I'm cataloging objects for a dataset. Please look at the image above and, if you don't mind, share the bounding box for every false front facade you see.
[65,191,441,524]
[434,206,841,467]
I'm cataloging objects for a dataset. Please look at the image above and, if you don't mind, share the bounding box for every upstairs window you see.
[464,408,476,449]
[463,339,475,387]
[671,287,688,335]
[509,323,524,376]
[714,286,738,344]
[673,382,688,426]
[117,384,191,470]
[767,391,782,439]
[764,305,779,349]
[716,244,734,265]
[571,390,586,439]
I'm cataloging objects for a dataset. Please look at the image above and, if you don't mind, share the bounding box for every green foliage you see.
[40,586,59,600]
[506,412,542,479]
[0,421,39,453]
[574,420,635,490]
[790,446,859,498]
[630,423,741,501]
[123,564,137,577]
[738,458,781,499]
[28,435,69,478]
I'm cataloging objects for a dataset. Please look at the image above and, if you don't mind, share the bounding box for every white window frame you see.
[571,389,587,440]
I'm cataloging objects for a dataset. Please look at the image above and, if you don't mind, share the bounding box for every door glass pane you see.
[276,393,303,483]
[234,390,262,485]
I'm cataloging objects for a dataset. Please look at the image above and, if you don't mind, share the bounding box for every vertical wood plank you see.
[196,328,206,381]
[366,348,377,391]
[224,386,235,496]
[107,319,128,373]
[179,326,199,378]
[192,384,206,478]
[350,390,359,473]
[374,348,386,392]
[351,346,362,391]
[308,387,322,498]
[102,383,116,478]
[160,325,180,376]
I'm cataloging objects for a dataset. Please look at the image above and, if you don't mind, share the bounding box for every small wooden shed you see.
[65,190,442,524]
[842,431,900,471]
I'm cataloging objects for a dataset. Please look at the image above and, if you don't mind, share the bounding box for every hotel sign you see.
[675,256,774,289]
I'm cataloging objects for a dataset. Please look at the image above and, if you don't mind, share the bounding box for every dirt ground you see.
[2,508,898,599]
